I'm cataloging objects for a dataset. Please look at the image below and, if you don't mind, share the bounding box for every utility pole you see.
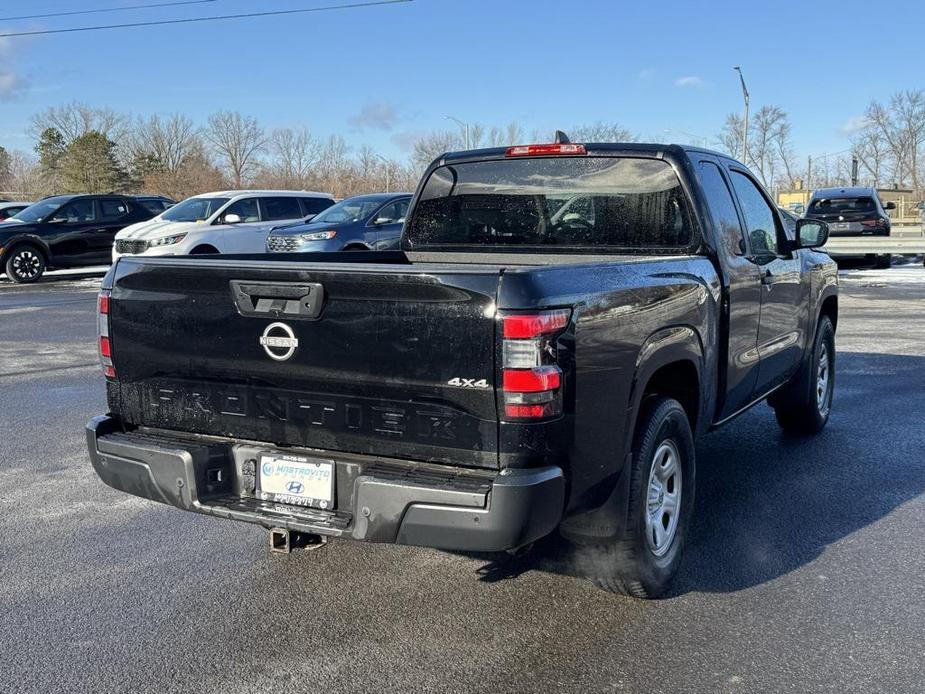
[851,156,859,186]
[374,154,391,193]
[733,66,750,164]
[807,155,813,190]
[444,115,470,150]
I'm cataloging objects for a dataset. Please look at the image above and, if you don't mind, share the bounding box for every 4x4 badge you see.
[259,322,299,361]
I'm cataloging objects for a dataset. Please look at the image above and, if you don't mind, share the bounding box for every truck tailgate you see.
[107,257,502,468]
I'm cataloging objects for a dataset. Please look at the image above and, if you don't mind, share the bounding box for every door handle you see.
[760,269,774,285]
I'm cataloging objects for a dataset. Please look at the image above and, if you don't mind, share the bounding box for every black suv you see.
[805,186,894,237]
[0,194,158,283]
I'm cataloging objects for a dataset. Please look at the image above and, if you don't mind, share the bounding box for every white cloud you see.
[0,35,26,100]
[675,75,705,88]
[840,115,870,135]
[391,130,425,152]
[0,68,24,100]
[348,101,400,131]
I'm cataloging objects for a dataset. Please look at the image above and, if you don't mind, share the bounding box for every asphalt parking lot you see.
[1,264,924,694]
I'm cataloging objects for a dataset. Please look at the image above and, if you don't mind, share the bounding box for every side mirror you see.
[795,218,829,249]
[884,201,896,210]
[223,213,242,224]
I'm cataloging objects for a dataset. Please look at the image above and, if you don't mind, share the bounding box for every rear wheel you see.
[771,315,835,435]
[4,245,46,283]
[588,397,695,599]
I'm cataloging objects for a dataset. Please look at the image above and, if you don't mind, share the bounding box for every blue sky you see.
[0,0,923,162]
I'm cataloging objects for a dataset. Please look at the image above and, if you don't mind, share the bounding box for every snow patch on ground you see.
[839,265,925,286]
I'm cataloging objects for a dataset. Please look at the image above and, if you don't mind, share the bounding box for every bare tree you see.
[4,150,42,198]
[719,106,795,190]
[204,111,266,187]
[568,121,636,142]
[268,126,320,185]
[145,141,227,200]
[771,113,797,189]
[864,100,905,185]
[130,114,200,174]
[890,90,925,189]
[485,121,525,147]
[411,130,463,171]
[718,113,744,159]
[863,91,925,188]
[851,124,889,187]
[29,101,128,143]
[747,106,786,186]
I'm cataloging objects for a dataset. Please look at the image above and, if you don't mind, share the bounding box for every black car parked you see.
[805,186,895,267]
[0,194,158,283]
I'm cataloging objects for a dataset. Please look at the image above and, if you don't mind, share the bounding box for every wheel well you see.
[820,295,838,332]
[641,360,700,430]
[4,241,47,263]
[190,244,219,255]
[343,243,370,251]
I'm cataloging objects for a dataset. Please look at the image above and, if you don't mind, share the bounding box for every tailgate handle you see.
[230,280,325,320]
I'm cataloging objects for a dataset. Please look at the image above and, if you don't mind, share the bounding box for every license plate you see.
[257,453,334,509]
[833,222,849,230]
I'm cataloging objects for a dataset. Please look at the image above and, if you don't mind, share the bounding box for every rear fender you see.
[626,326,707,447]
[559,327,705,546]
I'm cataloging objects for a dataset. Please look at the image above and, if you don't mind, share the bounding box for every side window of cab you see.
[728,170,781,257]
[698,161,746,257]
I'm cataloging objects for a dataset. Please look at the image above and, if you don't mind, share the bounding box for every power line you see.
[0,0,219,23]
[0,0,412,38]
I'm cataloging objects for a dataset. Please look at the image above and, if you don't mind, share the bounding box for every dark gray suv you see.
[805,186,894,237]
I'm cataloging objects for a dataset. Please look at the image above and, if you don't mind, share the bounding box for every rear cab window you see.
[406,155,695,252]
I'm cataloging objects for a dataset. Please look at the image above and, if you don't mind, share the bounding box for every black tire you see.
[771,315,835,435]
[589,397,696,599]
[189,245,219,255]
[874,254,891,269]
[4,245,46,283]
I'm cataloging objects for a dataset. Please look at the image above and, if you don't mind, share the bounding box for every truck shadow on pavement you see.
[471,351,925,596]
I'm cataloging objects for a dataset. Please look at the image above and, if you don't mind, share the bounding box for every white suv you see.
[112,190,334,261]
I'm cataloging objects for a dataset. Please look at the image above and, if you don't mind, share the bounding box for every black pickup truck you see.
[87,140,838,598]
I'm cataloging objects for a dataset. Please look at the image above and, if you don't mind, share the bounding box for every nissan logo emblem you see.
[259,322,299,361]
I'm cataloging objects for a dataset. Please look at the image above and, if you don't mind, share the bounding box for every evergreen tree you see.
[59,131,128,193]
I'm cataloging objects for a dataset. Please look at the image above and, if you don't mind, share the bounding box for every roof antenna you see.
[554,130,571,144]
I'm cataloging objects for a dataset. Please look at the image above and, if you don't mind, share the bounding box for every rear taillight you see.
[500,309,570,421]
[505,143,587,157]
[861,218,886,228]
[98,290,115,379]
